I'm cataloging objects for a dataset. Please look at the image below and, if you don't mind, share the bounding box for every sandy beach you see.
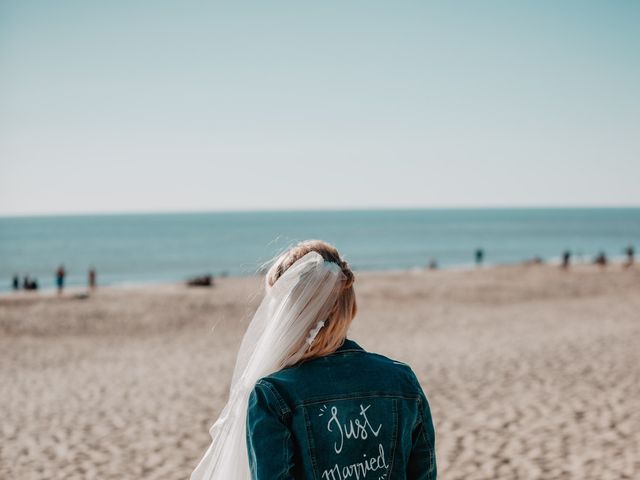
[1,263,639,480]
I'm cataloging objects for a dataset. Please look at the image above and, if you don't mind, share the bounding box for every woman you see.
[192,240,436,479]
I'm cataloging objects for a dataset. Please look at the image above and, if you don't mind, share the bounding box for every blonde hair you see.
[266,240,357,363]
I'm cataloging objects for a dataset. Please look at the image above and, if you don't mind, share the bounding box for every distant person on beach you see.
[88,267,97,290]
[594,251,607,268]
[624,245,635,268]
[562,250,571,269]
[12,275,19,290]
[475,248,484,267]
[56,265,66,295]
[22,276,38,291]
[428,259,438,270]
[192,240,436,480]
[524,256,544,266]
[186,274,213,287]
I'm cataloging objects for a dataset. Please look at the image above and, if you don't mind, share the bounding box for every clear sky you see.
[1,1,639,216]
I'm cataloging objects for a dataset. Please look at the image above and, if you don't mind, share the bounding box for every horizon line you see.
[2,204,640,219]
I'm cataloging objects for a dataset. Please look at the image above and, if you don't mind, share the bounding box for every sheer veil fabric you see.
[191,251,347,479]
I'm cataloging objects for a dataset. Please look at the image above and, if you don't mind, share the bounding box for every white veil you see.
[191,251,347,480]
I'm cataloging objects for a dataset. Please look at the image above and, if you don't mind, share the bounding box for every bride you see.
[191,240,436,479]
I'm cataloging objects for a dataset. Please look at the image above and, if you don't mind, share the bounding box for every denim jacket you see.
[246,339,437,479]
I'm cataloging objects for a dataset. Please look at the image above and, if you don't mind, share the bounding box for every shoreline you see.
[1,257,634,299]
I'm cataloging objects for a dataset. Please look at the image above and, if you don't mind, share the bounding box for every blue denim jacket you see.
[246,339,436,479]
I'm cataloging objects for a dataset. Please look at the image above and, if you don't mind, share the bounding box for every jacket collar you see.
[333,338,364,354]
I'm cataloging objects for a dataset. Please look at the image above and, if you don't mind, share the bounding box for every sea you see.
[0,208,638,292]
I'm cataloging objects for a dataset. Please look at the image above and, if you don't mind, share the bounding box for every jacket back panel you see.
[251,340,434,480]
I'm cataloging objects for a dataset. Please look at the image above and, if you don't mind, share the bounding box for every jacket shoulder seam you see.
[256,379,292,418]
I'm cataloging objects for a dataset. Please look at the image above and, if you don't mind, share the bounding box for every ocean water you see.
[0,208,638,292]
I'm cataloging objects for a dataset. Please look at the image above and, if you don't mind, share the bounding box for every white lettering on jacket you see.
[319,403,388,480]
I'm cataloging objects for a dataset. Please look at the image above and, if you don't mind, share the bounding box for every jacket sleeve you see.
[407,373,437,479]
[246,380,295,480]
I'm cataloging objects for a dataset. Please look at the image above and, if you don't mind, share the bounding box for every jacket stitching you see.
[282,425,292,479]
[257,379,291,418]
[417,394,424,434]
[302,407,320,480]
[386,397,399,478]
[416,395,436,478]
[298,392,421,408]
[327,348,363,355]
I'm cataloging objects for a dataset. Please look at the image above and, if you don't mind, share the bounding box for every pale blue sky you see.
[1,1,639,215]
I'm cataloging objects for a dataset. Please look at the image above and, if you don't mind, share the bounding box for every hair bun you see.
[266,239,355,291]
[339,260,355,290]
